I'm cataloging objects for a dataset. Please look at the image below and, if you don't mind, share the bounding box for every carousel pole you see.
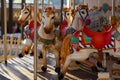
[34,0,38,80]
[98,0,100,9]
[48,0,50,7]
[3,0,7,65]
[61,0,63,23]
[69,0,71,8]
[73,0,75,9]
[110,0,116,24]
[42,0,44,15]
[83,0,84,5]
[112,0,115,16]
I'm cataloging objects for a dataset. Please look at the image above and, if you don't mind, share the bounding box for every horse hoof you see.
[76,61,81,64]
[91,66,98,72]
[55,67,60,73]
[38,53,43,59]
[117,60,120,64]
[25,51,29,54]
[97,62,103,68]
[58,73,64,80]
[41,66,47,72]
[18,54,23,58]
[30,52,34,56]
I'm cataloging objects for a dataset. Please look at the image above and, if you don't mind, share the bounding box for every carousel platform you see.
[0,54,98,80]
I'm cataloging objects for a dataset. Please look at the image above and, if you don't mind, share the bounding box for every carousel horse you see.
[58,23,120,80]
[59,7,73,40]
[18,5,41,57]
[38,7,61,73]
[58,6,120,80]
[59,5,103,71]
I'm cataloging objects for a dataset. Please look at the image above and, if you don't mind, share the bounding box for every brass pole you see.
[34,0,38,80]
[4,0,7,65]
[48,0,50,7]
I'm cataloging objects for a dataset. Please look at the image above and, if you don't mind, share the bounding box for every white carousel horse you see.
[59,5,103,71]
[18,5,41,57]
[38,7,61,73]
[58,23,120,79]
[58,7,120,80]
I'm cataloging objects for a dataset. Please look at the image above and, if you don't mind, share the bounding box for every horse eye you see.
[24,11,28,14]
[67,13,70,15]
[51,16,55,19]
[81,11,85,14]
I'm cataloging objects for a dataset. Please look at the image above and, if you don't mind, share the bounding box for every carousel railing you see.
[0,33,22,62]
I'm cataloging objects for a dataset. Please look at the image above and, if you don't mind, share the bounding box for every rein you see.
[78,9,88,22]
[23,8,32,24]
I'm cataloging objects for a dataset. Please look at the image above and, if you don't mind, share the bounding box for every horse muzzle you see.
[18,19,24,25]
[44,27,52,34]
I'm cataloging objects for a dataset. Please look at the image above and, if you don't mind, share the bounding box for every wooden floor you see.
[0,55,98,80]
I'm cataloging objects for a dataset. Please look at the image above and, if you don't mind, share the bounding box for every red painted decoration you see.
[83,25,113,52]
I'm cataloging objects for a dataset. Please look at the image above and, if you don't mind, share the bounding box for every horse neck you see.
[28,11,41,24]
[65,16,73,27]
[71,12,83,31]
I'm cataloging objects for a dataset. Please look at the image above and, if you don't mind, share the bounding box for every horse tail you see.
[60,34,72,65]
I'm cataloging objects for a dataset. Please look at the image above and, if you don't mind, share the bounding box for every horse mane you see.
[45,7,55,17]
[116,17,120,28]
[76,4,88,10]
[60,34,72,64]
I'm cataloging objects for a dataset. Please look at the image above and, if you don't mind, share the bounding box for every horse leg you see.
[80,60,98,72]
[58,50,93,79]
[41,45,47,72]
[92,53,103,68]
[29,43,34,56]
[49,45,60,73]
[18,46,25,58]
[59,53,79,79]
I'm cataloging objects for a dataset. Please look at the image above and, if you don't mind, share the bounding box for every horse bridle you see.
[78,8,88,22]
[22,7,32,24]
[42,11,55,26]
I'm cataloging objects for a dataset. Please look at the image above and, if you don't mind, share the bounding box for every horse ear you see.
[53,6,56,12]
[43,7,46,11]
[23,3,26,9]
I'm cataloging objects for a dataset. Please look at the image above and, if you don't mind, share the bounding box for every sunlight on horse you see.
[38,7,61,73]
[18,4,41,57]
[58,5,120,80]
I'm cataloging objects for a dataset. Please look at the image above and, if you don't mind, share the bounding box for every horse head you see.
[62,7,73,26]
[71,4,90,31]
[18,4,41,25]
[42,7,60,34]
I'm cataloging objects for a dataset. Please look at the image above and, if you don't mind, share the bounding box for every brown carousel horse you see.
[18,4,41,57]
[38,7,61,73]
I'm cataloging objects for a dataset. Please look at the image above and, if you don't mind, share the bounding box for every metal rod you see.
[73,0,75,9]
[42,0,44,15]
[48,0,50,7]
[34,0,38,80]
[69,0,71,8]
[98,0,100,8]
[112,0,115,16]
[83,0,84,5]
[103,53,107,71]
[61,0,63,23]
[4,0,7,65]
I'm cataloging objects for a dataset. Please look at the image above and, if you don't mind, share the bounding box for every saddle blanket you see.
[71,31,115,49]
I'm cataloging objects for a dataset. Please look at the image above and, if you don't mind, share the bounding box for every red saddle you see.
[83,25,113,52]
